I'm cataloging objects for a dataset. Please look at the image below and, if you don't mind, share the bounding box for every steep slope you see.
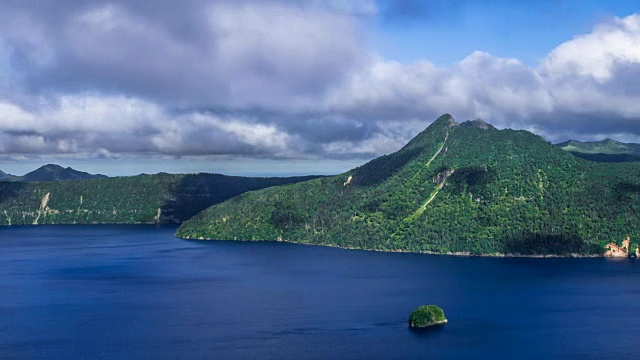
[16,164,108,182]
[0,170,15,181]
[556,139,640,162]
[177,114,640,256]
[0,173,318,225]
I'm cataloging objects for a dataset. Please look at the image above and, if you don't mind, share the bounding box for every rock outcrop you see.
[604,236,636,257]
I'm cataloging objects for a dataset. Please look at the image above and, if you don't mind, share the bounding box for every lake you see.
[0,225,638,359]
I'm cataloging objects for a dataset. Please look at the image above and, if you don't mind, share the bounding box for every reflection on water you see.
[0,225,639,359]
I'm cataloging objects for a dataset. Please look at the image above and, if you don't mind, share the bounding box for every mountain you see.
[556,139,640,162]
[177,114,640,256]
[0,173,319,225]
[17,164,108,182]
[0,170,15,181]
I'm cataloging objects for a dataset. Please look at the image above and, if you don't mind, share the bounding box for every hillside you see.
[556,139,640,162]
[177,114,640,256]
[0,173,318,225]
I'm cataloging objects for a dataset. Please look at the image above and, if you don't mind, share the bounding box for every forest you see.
[0,173,318,225]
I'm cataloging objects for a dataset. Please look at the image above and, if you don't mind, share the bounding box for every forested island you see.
[409,305,448,329]
[177,114,640,256]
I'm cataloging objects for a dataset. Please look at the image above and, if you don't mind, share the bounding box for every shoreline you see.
[178,235,606,259]
[4,223,619,258]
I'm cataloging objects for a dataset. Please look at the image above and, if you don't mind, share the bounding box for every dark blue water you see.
[0,225,638,359]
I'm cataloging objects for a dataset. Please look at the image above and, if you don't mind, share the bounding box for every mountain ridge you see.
[177,114,640,256]
[21,164,108,182]
[0,164,108,182]
[0,173,319,225]
[0,170,14,181]
[556,138,640,162]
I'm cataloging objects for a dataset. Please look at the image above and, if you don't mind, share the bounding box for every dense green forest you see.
[177,114,640,256]
[0,173,317,225]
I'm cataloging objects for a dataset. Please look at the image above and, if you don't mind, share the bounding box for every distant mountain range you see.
[0,164,107,182]
[2,136,638,184]
[556,139,640,162]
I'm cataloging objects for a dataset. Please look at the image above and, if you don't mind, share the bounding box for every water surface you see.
[1,225,638,359]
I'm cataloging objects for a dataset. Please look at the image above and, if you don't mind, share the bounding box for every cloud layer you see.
[1,1,640,164]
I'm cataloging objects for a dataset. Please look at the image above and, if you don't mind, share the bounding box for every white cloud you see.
[211,118,291,154]
[542,14,640,82]
[204,1,365,110]
[324,13,640,140]
[324,58,439,113]
[149,112,300,156]
[1,3,640,163]
[0,95,161,134]
[0,102,38,131]
[324,51,554,123]
[0,95,305,157]
[0,1,366,112]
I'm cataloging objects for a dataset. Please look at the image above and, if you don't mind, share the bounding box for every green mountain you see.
[177,114,640,256]
[19,164,108,182]
[1,164,108,182]
[556,139,640,162]
[0,173,318,225]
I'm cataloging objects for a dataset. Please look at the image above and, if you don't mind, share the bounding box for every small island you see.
[408,305,448,329]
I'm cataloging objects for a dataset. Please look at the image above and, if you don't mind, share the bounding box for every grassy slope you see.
[177,115,640,256]
[0,173,318,225]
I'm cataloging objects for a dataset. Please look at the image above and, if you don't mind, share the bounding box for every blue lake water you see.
[0,225,639,359]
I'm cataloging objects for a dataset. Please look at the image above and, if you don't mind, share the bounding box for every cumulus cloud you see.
[0,0,366,111]
[1,1,640,166]
[542,15,640,82]
[0,95,307,157]
[324,13,640,142]
[324,51,553,122]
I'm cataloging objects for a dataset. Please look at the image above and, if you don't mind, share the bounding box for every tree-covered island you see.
[408,305,448,329]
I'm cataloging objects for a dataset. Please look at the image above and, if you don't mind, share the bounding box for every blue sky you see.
[373,0,637,65]
[0,0,639,176]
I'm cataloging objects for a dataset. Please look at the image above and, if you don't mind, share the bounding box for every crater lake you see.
[1,225,638,359]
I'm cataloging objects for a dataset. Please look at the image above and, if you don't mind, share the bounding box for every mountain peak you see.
[40,164,65,171]
[20,164,107,182]
[432,113,458,127]
[459,119,495,130]
[602,138,623,145]
[398,114,458,154]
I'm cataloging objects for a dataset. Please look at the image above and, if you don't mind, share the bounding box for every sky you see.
[1,0,639,176]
